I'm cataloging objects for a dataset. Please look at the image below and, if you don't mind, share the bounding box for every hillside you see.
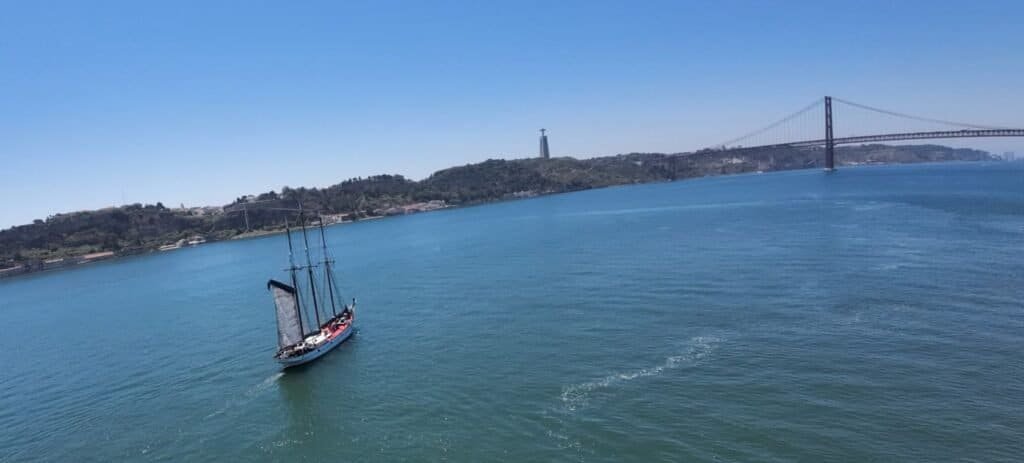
[0,144,996,276]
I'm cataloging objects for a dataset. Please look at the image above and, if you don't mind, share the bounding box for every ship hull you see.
[277,321,354,368]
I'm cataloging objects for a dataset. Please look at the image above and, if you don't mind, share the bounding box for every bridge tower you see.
[823,95,831,170]
[539,128,550,159]
[825,96,835,170]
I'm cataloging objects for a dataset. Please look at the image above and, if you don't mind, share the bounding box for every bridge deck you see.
[736,129,1024,151]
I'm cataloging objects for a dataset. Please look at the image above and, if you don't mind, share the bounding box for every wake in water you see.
[540,336,723,459]
[205,372,284,420]
[559,336,722,412]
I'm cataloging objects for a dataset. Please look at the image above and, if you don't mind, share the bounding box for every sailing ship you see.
[267,214,356,368]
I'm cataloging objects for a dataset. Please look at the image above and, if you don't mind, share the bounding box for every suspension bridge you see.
[715,96,1024,170]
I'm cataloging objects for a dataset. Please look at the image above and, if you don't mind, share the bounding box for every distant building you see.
[539,128,550,159]
[42,258,67,270]
[1004,151,1016,161]
[0,265,26,278]
[375,200,448,217]
[159,241,183,252]
[80,251,115,262]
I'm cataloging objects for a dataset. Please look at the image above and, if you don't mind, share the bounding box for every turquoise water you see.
[1,162,1022,462]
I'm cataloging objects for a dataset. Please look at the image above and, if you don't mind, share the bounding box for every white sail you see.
[268,280,303,349]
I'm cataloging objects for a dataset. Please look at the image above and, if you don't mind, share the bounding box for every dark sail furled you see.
[268,279,303,349]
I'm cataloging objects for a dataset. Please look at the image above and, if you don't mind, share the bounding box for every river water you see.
[1,162,1022,462]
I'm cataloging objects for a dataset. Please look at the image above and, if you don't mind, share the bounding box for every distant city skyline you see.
[2,0,1023,228]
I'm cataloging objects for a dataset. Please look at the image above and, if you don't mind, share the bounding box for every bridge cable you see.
[716,98,823,148]
[831,97,1009,130]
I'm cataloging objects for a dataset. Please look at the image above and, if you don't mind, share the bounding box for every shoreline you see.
[227,215,389,241]
[0,216,394,280]
[0,160,1005,281]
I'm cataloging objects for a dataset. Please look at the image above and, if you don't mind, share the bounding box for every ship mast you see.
[284,219,305,336]
[299,210,322,329]
[318,215,339,317]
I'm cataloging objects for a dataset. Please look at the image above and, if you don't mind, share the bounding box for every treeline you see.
[1,203,211,262]
[0,143,995,271]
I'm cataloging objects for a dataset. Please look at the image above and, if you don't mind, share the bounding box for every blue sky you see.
[2,0,1022,228]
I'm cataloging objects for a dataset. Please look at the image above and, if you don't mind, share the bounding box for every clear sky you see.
[2,0,1022,228]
